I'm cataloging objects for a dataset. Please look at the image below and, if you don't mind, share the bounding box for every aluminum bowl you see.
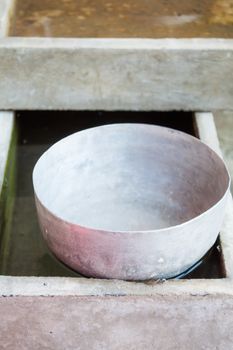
[32,124,230,280]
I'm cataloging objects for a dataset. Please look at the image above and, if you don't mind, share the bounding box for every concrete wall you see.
[1,294,233,350]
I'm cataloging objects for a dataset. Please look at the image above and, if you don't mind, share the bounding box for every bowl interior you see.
[33,124,229,231]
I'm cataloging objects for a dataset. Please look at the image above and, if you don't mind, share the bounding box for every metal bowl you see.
[32,124,230,280]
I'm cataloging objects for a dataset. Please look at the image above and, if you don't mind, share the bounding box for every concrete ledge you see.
[195,113,233,279]
[0,38,232,110]
[0,276,233,297]
[0,294,233,349]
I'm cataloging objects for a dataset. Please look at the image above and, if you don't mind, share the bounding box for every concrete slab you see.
[0,38,233,110]
[0,294,233,350]
[214,112,233,193]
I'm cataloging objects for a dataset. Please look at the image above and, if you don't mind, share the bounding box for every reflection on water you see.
[10,0,233,38]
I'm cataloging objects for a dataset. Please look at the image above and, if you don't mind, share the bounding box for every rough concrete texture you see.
[215,112,233,193]
[1,276,233,297]
[0,38,233,110]
[0,294,233,349]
